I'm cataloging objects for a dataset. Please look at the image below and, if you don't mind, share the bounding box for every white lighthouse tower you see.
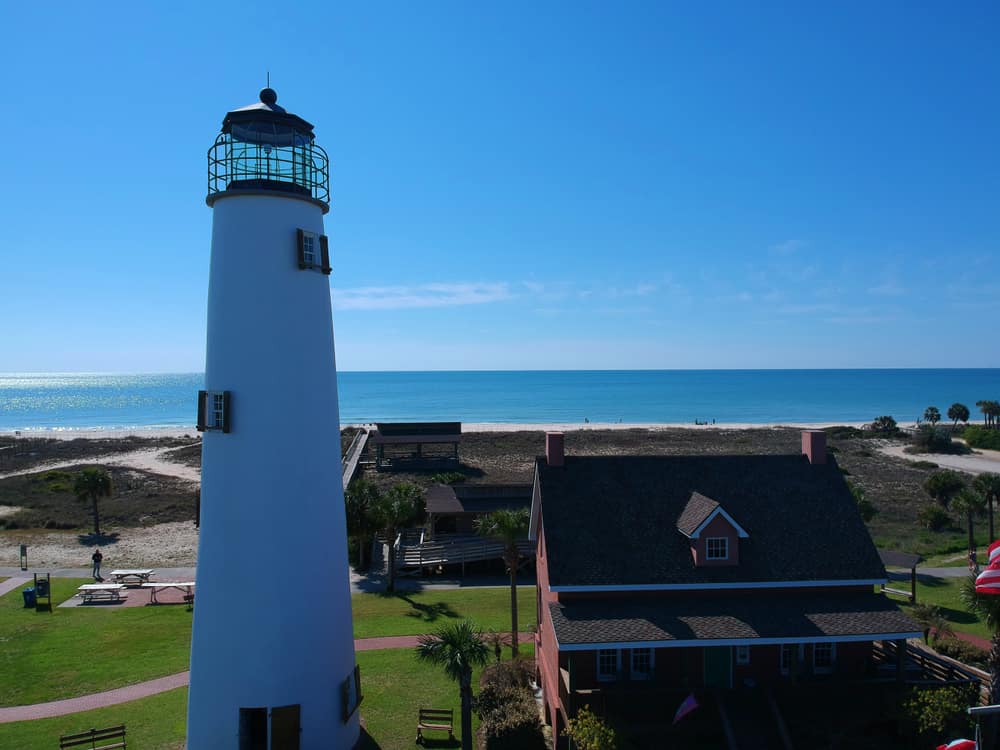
[187,88,360,749]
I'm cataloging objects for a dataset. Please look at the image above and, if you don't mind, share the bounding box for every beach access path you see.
[878,443,1000,476]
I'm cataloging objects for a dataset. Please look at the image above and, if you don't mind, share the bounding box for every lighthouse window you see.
[302,233,316,266]
[197,390,231,433]
[297,228,332,275]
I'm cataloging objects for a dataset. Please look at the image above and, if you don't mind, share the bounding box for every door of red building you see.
[703,647,732,688]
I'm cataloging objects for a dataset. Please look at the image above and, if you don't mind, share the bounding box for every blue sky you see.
[2,2,997,372]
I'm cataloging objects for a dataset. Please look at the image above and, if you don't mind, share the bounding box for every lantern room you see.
[207,88,330,211]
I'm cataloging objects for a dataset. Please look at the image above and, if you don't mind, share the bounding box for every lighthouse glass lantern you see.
[188,89,359,749]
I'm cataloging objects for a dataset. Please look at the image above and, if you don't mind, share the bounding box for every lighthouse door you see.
[270,704,301,749]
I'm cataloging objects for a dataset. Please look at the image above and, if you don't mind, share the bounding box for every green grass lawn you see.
[1,580,535,706]
[0,647,536,750]
[895,575,991,641]
[0,578,193,706]
[0,687,188,750]
[352,586,536,638]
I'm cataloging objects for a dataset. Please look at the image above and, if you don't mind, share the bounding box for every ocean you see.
[0,370,997,432]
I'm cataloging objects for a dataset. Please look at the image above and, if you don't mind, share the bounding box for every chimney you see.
[546,432,565,467]
[801,430,827,465]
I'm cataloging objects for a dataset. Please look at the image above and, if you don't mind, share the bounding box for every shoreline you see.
[2,421,875,441]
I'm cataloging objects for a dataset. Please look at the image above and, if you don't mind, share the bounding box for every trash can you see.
[22,588,35,608]
[35,579,49,598]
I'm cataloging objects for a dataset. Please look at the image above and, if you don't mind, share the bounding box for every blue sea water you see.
[0,370,997,432]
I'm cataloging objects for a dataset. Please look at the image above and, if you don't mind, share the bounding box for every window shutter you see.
[270,704,301,750]
[296,228,306,269]
[196,390,207,432]
[320,234,331,275]
[222,391,232,434]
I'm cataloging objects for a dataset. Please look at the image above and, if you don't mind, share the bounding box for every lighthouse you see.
[187,89,360,749]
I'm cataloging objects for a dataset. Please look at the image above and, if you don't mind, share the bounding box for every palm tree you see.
[974,473,1000,542]
[73,468,112,536]
[960,576,1000,708]
[345,479,380,571]
[924,406,941,426]
[953,489,986,564]
[948,402,970,431]
[978,400,993,428]
[923,470,966,509]
[475,507,530,657]
[368,482,422,592]
[416,620,490,750]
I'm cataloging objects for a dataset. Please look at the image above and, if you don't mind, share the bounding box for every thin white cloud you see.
[334,282,512,310]
[868,279,905,296]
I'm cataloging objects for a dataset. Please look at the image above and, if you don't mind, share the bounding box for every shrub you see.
[924,470,967,508]
[849,482,878,522]
[566,705,618,750]
[918,505,952,531]
[480,656,534,690]
[825,425,865,440]
[934,637,988,671]
[870,415,899,435]
[431,471,467,484]
[909,460,939,470]
[476,681,545,750]
[963,425,1000,451]
[911,425,965,454]
[903,684,977,738]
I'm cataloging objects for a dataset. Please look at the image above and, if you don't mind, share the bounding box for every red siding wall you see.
[535,520,565,741]
[691,514,740,567]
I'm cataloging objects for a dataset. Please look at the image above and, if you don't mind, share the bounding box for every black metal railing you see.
[207,133,329,205]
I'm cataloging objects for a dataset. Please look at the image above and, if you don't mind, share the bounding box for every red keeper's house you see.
[529,430,923,746]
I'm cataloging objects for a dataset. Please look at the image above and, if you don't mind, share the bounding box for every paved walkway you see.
[0,576,30,598]
[0,633,534,723]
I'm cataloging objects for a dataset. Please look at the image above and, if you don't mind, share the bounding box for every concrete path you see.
[0,576,30,597]
[0,633,534,723]
[878,443,1000,476]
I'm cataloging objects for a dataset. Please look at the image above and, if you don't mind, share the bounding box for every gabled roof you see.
[536,454,886,588]
[426,484,532,515]
[676,492,749,539]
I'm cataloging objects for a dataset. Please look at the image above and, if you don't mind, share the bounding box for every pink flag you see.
[989,539,1000,566]
[976,565,1000,594]
[936,740,976,750]
[672,693,699,724]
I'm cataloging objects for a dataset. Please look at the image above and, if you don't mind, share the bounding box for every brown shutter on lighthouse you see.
[320,234,331,275]
[222,391,232,434]
[296,228,306,269]
[196,390,207,432]
[270,704,301,750]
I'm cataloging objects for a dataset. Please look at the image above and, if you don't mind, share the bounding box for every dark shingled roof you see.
[426,484,532,515]
[676,491,721,537]
[549,593,920,646]
[537,454,886,588]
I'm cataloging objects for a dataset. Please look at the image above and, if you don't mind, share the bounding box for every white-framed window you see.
[630,648,654,680]
[597,649,620,682]
[813,642,836,673]
[735,645,750,665]
[706,537,729,560]
[780,643,804,674]
[211,392,225,429]
[302,232,316,266]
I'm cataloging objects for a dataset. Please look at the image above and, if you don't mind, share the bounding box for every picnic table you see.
[110,569,155,585]
[77,584,127,603]
[141,582,195,604]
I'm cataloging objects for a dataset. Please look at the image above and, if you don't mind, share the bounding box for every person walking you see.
[91,548,103,580]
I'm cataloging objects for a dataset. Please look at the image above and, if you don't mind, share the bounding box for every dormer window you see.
[706,537,729,560]
[676,491,748,567]
[297,228,331,275]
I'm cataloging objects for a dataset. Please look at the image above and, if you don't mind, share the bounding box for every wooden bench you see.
[416,707,454,743]
[59,724,126,749]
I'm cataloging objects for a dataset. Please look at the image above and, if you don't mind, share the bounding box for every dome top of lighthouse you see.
[221,88,315,147]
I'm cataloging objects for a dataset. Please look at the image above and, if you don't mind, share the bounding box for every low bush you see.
[431,471,467,484]
[825,425,865,440]
[480,656,534,690]
[933,637,989,671]
[911,426,969,454]
[476,679,545,749]
[918,505,952,531]
[870,415,899,436]
[909,460,939,470]
[963,425,1000,451]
